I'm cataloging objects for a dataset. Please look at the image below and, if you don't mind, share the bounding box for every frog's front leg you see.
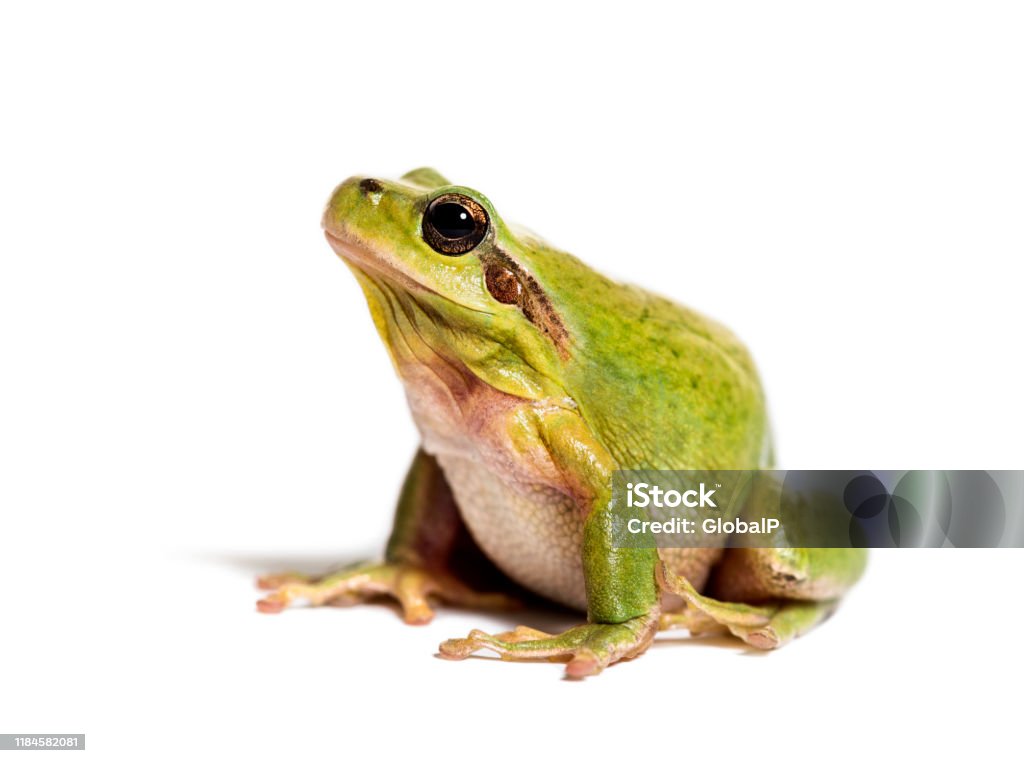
[257,449,517,624]
[439,410,661,678]
[440,610,659,678]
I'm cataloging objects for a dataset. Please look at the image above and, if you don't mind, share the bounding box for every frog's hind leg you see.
[707,547,867,604]
[656,562,838,650]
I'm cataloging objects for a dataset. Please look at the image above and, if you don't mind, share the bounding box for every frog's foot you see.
[256,562,518,625]
[656,562,835,649]
[658,607,729,637]
[438,611,659,679]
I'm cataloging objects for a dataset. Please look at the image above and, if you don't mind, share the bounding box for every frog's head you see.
[323,168,577,401]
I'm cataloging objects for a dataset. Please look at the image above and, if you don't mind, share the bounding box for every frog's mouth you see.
[324,229,495,318]
[324,230,436,297]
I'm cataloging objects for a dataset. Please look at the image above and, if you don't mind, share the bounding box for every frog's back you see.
[527,244,771,472]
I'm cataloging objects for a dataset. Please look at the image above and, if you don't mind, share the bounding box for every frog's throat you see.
[346,263,563,403]
[327,229,571,362]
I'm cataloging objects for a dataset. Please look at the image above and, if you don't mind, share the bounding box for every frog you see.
[256,168,867,678]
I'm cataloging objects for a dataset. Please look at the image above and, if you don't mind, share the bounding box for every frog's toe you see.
[564,648,604,678]
[256,571,312,590]
[256,563,389,616]
[728,600,839,649]
[438,612,659,678]
[256,562,518,625]
[494,625,557,642]
[658,608,728,637]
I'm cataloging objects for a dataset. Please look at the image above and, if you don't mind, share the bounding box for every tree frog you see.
[257,169,866,678]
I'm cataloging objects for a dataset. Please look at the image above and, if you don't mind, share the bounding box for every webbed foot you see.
[438,610,659,678]
[256,562,518,625]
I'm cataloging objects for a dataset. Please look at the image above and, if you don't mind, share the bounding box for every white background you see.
[2,1,1022,760]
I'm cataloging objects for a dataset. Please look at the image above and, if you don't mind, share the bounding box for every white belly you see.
[436,453,588,610]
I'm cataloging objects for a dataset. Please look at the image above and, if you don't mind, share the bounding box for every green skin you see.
[257,168,866,678]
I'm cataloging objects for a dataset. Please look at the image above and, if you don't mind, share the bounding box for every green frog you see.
[257,168,866,678]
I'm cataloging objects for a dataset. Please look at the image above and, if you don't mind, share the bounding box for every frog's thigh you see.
[708,547,868,603]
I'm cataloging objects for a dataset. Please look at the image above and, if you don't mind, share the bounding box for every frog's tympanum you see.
[257,169,866,678]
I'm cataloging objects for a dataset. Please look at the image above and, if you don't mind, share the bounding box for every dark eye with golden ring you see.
[422,193,489,255]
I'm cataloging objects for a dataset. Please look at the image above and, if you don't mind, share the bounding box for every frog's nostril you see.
[359,178,384,195]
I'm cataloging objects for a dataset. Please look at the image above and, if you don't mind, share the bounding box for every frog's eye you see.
[422,193,489,255]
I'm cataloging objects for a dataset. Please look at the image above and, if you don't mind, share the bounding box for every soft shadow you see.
[188,549,379,577]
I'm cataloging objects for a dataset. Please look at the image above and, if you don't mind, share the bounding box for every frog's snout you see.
[323,175,377,236]
[321,175,389,229]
